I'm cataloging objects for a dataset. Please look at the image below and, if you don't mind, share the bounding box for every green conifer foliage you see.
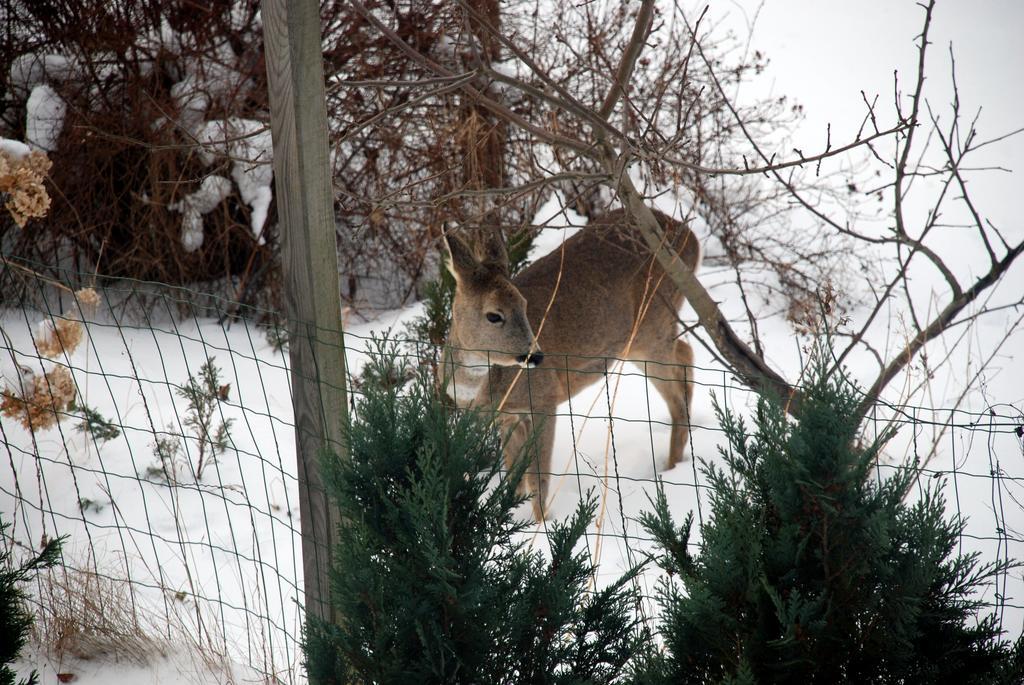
[304,340,646,684]
[635,349,1023,684]
[1,519,63,685]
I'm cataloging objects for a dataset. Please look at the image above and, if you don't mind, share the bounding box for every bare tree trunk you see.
[458,0,508,252]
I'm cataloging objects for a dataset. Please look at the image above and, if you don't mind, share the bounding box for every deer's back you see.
[512,208,698,361]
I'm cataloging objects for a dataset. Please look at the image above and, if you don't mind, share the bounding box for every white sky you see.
[696,1,1024,407]
[721,0,1023,234]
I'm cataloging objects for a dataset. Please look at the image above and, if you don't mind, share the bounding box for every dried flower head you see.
[34,317,85,358]
[1,365,77,431]
[75,287,101,312]
[22,150,53,176]
[0,148,52,227]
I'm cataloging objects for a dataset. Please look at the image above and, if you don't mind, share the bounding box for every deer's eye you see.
[486,312,504,324]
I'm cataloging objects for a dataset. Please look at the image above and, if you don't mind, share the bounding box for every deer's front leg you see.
[499,411,555,521]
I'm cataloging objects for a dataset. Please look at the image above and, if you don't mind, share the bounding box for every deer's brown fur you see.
[443,208,700,520]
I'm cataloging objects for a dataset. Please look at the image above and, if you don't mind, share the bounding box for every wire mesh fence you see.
[1,261,1022,681]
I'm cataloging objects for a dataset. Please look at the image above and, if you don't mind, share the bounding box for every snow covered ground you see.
[3,236,1021,683]
[2,302,305,682]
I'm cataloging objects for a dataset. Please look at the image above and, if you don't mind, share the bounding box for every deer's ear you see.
[442,232,479,283]
[479,231,509,277]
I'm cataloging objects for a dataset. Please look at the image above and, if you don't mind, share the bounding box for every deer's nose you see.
[516,351,544,367]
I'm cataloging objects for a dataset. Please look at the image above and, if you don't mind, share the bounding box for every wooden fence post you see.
[263,0,347,635]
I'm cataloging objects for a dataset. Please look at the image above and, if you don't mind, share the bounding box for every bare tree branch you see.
[453,0,631,143]
[857,238,1024,418]
[432,171,610,203]
[597,0,655,120]
[654,122,909,177]
[345,0,596,156]
[336,0,1023,427]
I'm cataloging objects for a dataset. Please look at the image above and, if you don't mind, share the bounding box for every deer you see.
[441,207,700,521]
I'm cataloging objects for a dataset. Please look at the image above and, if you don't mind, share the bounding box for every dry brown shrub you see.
[1,1,846,317]
[321,1,838,313]
[1,0,276,302]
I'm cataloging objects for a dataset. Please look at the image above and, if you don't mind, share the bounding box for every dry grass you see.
[26,563,260,683]
[25,556,295,683]
[30,565,165,665]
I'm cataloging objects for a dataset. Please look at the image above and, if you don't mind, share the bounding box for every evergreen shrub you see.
[634,349,1023,684]
[1,518,63,685]
[304,339,646,685]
